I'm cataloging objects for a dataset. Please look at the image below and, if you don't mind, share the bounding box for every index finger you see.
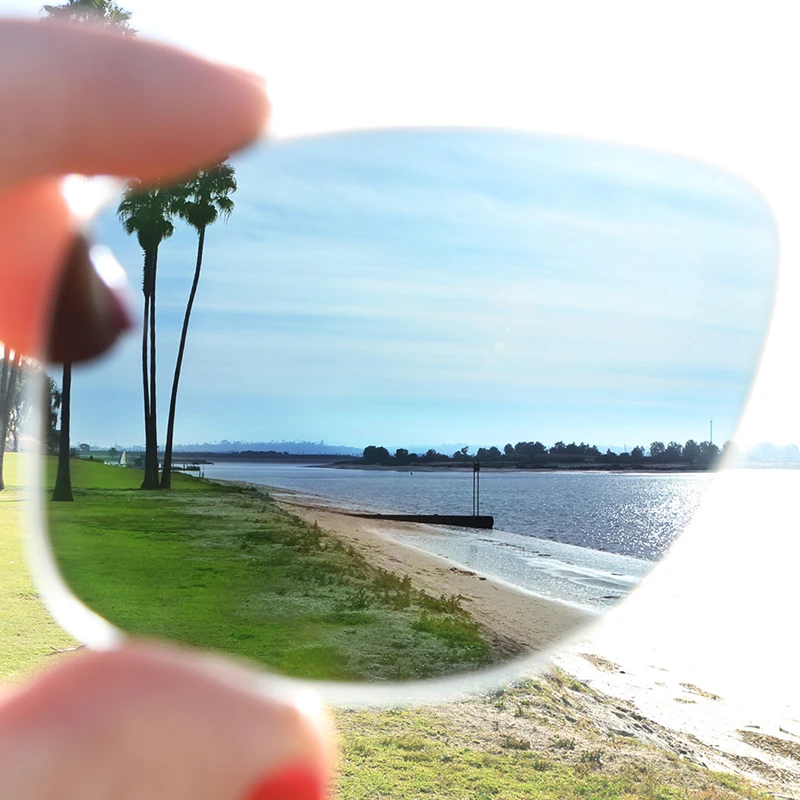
[0,19,269,188]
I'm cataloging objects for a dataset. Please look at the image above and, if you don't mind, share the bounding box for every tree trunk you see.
[141,248,160,489]
[161,226,205,488]
[0,348,10,491]
[52,363,73,501]
[0,349,21,491]
[140,269,151,485]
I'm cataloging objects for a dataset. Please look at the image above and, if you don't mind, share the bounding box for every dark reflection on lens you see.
[45,131,776,681]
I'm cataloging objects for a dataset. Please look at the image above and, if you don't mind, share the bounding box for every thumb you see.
[0,644,334,800]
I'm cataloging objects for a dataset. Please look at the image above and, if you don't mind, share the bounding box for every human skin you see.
[0,19,332,800]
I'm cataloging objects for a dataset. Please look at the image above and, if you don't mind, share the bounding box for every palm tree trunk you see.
[161,225,205,488]
[141,269,152,487]
[52,362,73,501]
[141,249,160,489]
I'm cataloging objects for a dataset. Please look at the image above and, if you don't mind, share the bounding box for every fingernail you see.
[245,764,325,800]
[46,234,135,364]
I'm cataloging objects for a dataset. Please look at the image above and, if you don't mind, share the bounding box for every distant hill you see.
[745,442,800,463]
[172,440,363,456]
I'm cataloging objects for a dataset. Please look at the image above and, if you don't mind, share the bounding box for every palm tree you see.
[160,162,236,488]
[118,180,179,489]
[42,0,134,500]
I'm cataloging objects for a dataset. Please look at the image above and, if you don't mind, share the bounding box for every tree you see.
[503,443,514,457]
[161,162,237,488]
[664,441,683,460]
[42,0,134,31]
[683,439,701,462]
[118,179,178,489]
[421,449,443,463]
[46,375,62,454]
[452,446,470,461]
[4,361,34,454]
[0,356,49,490]
[43,0,134,497]
[649,441,665,459]
[698,440,720,465]
[0,346,21,491]
[394,448,410,465]
[631,445,645,462]
[363,445,390,464]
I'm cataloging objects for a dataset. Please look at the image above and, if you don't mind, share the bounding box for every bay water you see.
[200,462,711,611]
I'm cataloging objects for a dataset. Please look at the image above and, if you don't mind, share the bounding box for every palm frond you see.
[118,181,178,252]
[176,161,238,233]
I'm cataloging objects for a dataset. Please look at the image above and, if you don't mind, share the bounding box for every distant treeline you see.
[361,439,732,469]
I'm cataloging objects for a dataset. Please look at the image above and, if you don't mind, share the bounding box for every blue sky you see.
[67,130,776,451]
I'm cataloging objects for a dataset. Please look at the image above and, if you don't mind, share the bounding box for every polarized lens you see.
[43,130,776,682]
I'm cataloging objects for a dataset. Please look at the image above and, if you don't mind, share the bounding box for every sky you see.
[58,130,776,451]
[0,1,784,452]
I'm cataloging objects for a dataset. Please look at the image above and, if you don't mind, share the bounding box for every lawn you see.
[0,454,77,680]
[44,457,494,682]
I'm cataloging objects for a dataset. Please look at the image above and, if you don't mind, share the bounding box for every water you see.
[200,462,710,610]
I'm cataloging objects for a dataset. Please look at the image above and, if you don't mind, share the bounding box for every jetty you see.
[353,462,494,529]
[351,513,494,529]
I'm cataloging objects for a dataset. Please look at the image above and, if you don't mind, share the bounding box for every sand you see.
[273,491,591,658]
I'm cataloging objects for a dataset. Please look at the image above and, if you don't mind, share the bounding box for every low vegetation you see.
[335,674,774,800]
[0,455,78,679]
[45,458,494,681]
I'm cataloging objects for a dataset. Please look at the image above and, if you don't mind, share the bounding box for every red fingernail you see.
[245,765,325,800]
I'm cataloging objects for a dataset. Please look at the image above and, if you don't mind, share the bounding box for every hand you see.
[0,20,332,800]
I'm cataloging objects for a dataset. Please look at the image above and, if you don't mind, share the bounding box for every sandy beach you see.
[274,490,591,659]
[278,475,800,794]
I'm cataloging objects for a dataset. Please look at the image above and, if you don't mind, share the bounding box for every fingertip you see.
[0,179,74,359]
[0,645,335,800]
[0,21,271,187]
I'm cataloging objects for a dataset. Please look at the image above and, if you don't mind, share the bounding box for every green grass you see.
[44,458,494,682]
[0,454,77,681]
[334,703,773,800]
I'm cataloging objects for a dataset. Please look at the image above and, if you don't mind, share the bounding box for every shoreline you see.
[264,484,592,657]
[326,462,713,473]
[209,477,592,657]
[272,483,800,792]
[192,457,713,473]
